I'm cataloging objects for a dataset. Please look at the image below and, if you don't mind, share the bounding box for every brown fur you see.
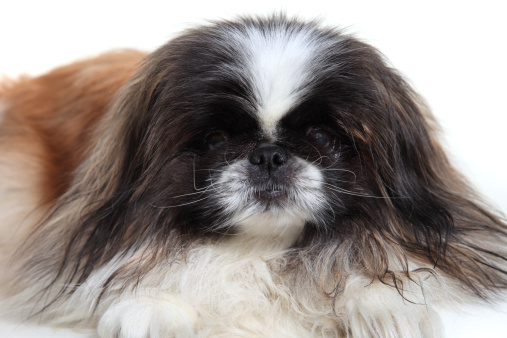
[1,51,145,202]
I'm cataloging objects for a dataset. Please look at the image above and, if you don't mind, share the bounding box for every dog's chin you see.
[231,204,308,241]
[224,187,317,246]
[213,158,326,243]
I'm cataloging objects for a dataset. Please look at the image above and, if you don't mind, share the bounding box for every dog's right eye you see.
[205,131,228,150]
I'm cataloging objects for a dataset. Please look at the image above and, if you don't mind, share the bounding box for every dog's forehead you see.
[223,24,325,137]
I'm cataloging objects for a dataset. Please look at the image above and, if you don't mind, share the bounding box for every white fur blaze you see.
[229,25,323,137]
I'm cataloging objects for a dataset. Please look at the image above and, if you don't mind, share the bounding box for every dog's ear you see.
[17,47,187,297]
[362,55,507,296]
[287,40,506,297]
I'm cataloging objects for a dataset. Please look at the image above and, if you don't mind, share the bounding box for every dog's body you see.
[1,16,506,337]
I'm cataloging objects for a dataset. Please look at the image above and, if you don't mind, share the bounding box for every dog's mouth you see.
[253,187,288,201]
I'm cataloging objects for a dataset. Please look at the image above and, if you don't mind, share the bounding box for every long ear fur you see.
[15,38,228,314]
[350,41,507,298]
[374,58,507,297]
[287,39,507,301]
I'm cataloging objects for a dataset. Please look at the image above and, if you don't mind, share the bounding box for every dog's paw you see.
[97,295,197,338]
[340,277,443,338]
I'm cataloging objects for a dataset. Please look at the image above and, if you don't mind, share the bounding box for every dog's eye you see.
[307,127,335,150]
[205,131,228,150]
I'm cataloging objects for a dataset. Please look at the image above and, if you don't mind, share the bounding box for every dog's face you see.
[135,20,359,240]
[110,17,436,249]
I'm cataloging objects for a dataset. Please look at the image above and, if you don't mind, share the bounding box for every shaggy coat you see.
[0,16,506,337]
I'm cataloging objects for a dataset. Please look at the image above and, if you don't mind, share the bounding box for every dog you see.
[0,15,506,337]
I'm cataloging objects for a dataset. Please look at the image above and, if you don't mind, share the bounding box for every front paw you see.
[341,278,443,338]
[97,295,197,338]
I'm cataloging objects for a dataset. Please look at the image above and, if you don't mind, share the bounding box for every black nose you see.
[248,143,290,172]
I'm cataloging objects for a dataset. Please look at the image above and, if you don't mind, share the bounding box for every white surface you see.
[0,321,96,338]
[1,0,506,337]
[1,303,506,337]
[440,301,507,337]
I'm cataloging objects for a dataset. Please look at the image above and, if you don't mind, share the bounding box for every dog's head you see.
[39,15,506,297]
[115,17,441,243]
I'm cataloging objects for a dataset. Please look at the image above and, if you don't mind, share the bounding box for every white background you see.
[1,0,506,337]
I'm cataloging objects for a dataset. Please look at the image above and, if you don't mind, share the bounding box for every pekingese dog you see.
[0,15,506,337]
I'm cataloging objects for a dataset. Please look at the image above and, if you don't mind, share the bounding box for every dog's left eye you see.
[307,127,335,150]
[205,131,228,150]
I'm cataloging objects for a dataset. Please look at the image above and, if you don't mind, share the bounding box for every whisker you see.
[301,139,329,166]
[223,151,231,166]
[323,153,342,169]
[328,183,408,199]
[165,186,218,199]
[149,196,212,209]
[322,198,337,222]
[328,191,346,209]
[319,181,390,199]
[321,167,357,178]
[193,168,225,173]
[323,177,355,184]
[191,156,209,191]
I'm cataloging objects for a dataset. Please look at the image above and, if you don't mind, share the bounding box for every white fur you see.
[214,157,326,240]
[45,243,454,337]
[98,294,197,338]
[226,25,324,137]
[338,276,443,338]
